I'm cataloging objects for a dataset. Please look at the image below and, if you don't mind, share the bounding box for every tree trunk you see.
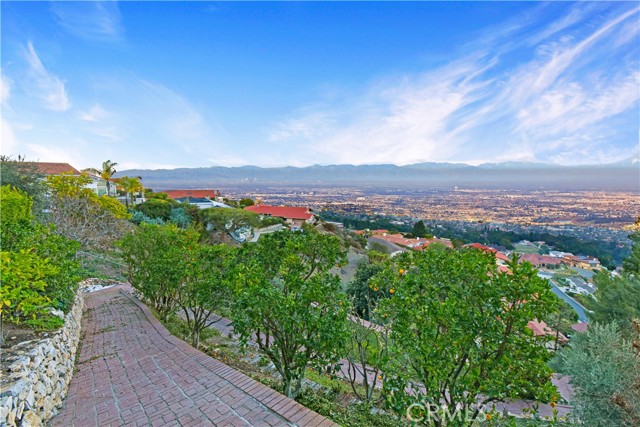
[192,329,200,348]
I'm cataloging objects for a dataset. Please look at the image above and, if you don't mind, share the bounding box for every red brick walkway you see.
[51,288,337,427]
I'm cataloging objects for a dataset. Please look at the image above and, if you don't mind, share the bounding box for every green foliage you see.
[0,186,80,329]
[96,195,130,219]
[146,191,172,200]
[120,224,194,320]
[199,207,264,231]
[374,249,559,426]
[170,207,191,228]
[130,210,165,225]
[0,250,56,321]
[296,390,404,427]
[553,322,640,427]
[135,198,173,220]
[116,176,144,208]
[587,271,640,332]
[622,229,640,276]
[0,157,48,215]
[178,244,233,347]
[346,261,386,320]
[230,229,350,398]
[238,198,255,208]
[412,220,432,238]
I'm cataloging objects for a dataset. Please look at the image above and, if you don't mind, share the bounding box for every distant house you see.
[518,253,563,268]
[244,204,315,228]
[527,319,568,349]
[466,243,510,263]
[571,322,589,333]
[17,162,117,196]
[21,162,80,175]
[162,189,224,209]
[83,173,119,196]
[163,189,221,200]
[356,229,453,250]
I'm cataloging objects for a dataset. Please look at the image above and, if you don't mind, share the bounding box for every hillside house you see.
[162,189,224,209]
[244,204,315,228]
[527,319,568,349]
[518,253,563,268]
[17,162,118,196]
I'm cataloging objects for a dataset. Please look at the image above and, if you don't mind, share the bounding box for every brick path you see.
[51,288,337,427]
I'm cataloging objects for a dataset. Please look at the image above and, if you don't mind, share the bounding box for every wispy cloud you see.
[51,1,125,43]
[268,3,639,166]
[78,104,109,122]
[0,72,11,105]
[22,42,70,112]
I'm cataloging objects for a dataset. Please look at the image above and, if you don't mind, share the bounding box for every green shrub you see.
[135,199,173,220]
[0,186,81,329]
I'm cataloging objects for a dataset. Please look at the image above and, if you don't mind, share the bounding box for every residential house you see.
[518,253,563,268]
[244,204,315,228]
[17,162,118,196]
[162,189,224,209]
[527,319,568,349]
[357,229,453,250]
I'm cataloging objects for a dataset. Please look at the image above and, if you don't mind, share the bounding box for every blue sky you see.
[1,1,638,170]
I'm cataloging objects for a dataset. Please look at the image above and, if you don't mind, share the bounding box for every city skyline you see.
[1,1,639,170]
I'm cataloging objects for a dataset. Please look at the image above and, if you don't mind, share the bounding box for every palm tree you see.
[117,176,144,209]
[82,160,118,196]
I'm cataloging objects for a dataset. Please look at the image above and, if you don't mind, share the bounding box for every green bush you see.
[135,199,174,220]
[0,186,81,329]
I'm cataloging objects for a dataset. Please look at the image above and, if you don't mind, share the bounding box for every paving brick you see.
[50,287,335,426]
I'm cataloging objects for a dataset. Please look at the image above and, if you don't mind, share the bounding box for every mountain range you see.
[117,160,640,192]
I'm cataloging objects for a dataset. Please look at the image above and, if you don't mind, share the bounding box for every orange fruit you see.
[389,289,395,294]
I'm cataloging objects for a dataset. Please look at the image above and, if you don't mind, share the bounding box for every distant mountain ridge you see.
[117,161,639,192]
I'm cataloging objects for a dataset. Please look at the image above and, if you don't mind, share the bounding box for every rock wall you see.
[0,288,84,427]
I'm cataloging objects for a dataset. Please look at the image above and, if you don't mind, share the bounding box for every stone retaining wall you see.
[0,287,84,427]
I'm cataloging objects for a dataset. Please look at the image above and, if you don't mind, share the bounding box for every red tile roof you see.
[519,253,562,266]
[527,319,568,342]
[163,189,220,199]
[245,204,314,220]
[571,322,589,333]
[20,162,80,175]
[467,243,510,261]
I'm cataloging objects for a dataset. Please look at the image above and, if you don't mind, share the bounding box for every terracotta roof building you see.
[19,162,80,175]
[244,204,315,228]
[163,189,220,200]
[528,319,568,347]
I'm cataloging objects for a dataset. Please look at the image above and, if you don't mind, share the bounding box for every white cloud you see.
[1,118,19,155]
[78,104,109,122]
[267,3,640,166]
[23,42,70,112]
[25,143,82,165]
[51,1,125,43]
[0,73,11,105]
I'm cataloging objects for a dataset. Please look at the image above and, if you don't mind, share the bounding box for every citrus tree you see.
[120,224,192,320]
[374,248,559,426]
[231,228,350,398]
[178,243,234,348]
